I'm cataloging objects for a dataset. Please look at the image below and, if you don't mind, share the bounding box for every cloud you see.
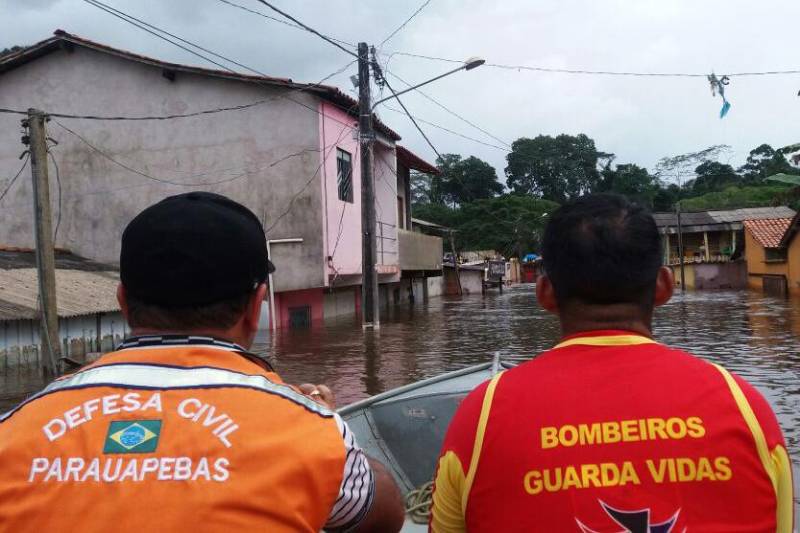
[2,0,799,179]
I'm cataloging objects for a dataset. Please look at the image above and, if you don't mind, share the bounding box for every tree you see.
[598,163,659,208]
[457,195,558,258]
[738,144,799,184]
[691,161,740,196]
[410,171,444,206]
[654,145,732,208]
[434,153,504,206]
[504,134,608,203]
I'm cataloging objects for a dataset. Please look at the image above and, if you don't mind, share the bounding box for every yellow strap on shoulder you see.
[461,371,504,515]
[713,363,793,532]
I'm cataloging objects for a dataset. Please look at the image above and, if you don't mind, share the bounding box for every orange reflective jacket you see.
[431,331,793,532]
[0,336,374,533]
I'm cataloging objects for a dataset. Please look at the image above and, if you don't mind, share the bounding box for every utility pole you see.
[358,42,379,327]
[676,200,686,292]
[25,109,61,378]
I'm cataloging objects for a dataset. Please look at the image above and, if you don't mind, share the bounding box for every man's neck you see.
[557,303,654,339]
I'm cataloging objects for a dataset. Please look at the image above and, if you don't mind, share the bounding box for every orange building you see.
[743,215,800,295]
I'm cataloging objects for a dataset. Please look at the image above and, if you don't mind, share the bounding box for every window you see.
[765,247,787,262]
[288,306,311,328]
[337,148,353,203]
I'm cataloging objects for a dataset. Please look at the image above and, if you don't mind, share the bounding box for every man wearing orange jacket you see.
[0,192,404,532]
[431,194,793,532]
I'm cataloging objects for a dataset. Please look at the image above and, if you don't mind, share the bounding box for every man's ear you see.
[654,266,674,307]
[245,283,269,330]
[536,274,559,314]
[117,284,130,322]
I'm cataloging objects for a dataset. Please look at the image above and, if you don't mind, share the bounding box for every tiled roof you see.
[396,146,439,175]
[743,218,793,249]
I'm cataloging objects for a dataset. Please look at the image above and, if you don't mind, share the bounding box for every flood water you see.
[258,284,800,503]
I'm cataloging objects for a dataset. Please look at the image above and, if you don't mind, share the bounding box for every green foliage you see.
[429,153,504,206]
[504,134,610,203]
[738,144,800,184]
[412,195,557,258]
[679,185,791,211]
[598,163,659,208]
[690,161,739,195]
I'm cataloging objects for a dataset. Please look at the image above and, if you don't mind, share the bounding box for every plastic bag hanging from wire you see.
[708,73,731,118]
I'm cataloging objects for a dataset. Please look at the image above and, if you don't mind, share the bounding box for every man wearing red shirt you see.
[431,194,793,532]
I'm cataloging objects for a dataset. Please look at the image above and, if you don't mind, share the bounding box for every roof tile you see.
[743,218,793,248]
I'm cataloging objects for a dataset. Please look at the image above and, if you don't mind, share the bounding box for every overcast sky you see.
[2,0,800,183]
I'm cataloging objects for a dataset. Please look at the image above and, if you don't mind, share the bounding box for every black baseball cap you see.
[120,192,274,307]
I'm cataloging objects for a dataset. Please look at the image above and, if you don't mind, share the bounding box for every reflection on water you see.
[257,285,800,504]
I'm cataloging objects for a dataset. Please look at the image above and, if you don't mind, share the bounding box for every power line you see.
[215,0,355,48]
[387,51,800,78]
[265,121,353,234]
[250,0,357,58]
[379,0,432,47]
[380,104,509,151]
[383,69,511,149]
[0,99,273,121]
[80,0,359,130]
[53,119,334,189]
[379,75,442,160]
[0,153,30,204]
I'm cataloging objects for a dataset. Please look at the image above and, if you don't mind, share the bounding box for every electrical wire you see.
[379,75,441,160]
[380,104,509,152]
[379,0,432,47]
[52,119,342,190]
[265,121,353,234]
[250,0,357,58]
[386,51,800,78]
[0,153,30,204]
[80,0,359,130]
[1,100,273,121]
[215,0,355,48]
[384,69,511,149]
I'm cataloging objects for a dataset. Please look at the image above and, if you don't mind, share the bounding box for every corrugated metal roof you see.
[0,268,120,321]
[653,206,797,230]
[743,218,793,249]
[0,246,117,271]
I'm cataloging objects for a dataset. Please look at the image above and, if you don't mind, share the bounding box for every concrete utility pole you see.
[358,42,380,328]
[676,201,686,292]
[25,109,61,378]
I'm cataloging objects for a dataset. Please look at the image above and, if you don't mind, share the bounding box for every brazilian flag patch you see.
[104,420,162,454]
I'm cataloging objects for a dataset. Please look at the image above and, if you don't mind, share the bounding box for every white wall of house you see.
[0,45,326,292]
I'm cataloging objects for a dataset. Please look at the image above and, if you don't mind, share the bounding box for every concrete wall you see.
[1,311,127,395]
[671,261,746,290]
[744,230,789,292]
[321,102,361,279]
[426,276,443,298]
[323,287,358,318]
[443,267,483,295]
[398,229,443,271]
[0,46,325,292]
[374,143,400,282]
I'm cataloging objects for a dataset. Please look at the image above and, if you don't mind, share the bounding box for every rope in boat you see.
[405,481,434,524]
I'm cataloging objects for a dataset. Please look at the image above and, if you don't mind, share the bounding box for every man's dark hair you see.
[125,291,253,331]
[542,194,662,309]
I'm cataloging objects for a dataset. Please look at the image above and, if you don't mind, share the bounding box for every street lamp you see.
[357,44,484,328]
[371,56,486,109]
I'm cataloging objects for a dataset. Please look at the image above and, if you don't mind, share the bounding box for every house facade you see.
[0,31,442,329]
[743,215,800,296]
[653,207,795,290]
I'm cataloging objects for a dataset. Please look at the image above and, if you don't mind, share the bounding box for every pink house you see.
[0,31,443,330]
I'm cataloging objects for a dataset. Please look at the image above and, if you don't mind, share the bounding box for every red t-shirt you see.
[431,331,793,532]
